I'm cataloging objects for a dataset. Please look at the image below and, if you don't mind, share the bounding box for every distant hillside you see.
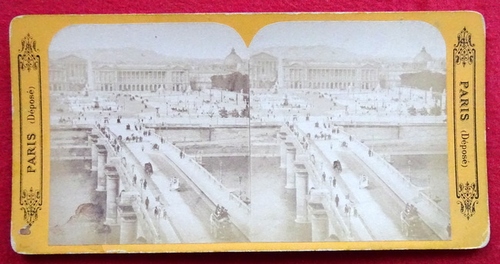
[254,45,413,64]
[50,48,175,64]
[50,45,416,65]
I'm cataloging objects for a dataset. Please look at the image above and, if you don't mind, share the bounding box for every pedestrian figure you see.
[335,194,340,208]
[332,177,337,188]
[163,209,167,220]
[145,196,150,210]
[154,206,159,219]
[143,179,147,190]
[132,174,137,186]
[322,172,326,182]
[142,145,144,152]
[353,207,358,217]
[344,204,350,215]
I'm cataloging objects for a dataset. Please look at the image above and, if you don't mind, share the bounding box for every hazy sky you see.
[50,23,249,59]
[50,20,445,60]
[250,21,446,59]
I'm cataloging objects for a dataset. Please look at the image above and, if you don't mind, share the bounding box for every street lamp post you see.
[219,160,223,185]
[407,159,412,185]
[347,209,352,239]
[239,175,243,197]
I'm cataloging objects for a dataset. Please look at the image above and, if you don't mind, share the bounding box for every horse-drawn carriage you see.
[333,160,342,173]
[152,143,160,151]
[359,175,369,189]
[400,203,422,238]
[210,205,232,239]
[169,177,180,191]
[144,162,153,176]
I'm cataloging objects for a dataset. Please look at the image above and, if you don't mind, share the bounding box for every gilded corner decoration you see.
[457,182,478,220]
[18,33,39,72]
[454,27,475,67]
[20,188,42,227]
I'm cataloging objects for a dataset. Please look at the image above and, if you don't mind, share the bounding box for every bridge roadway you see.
[112,114,444,130]
[294,122,442,240]
[107,123,250,243]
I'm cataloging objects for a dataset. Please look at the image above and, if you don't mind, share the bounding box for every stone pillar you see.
[119,192,138,206]
[295,163,309,223]
[88,134,99,178]
[310,211,329,242]
[278,131,287,168]
[105,165,119,224]
[118,205,135,223]
[285,142,296,189]
[120,215,138,244]
[96,144,107,191]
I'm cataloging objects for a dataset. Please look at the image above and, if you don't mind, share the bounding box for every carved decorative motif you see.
[20,188,42,229]
[454,27,475,67]
[18,34,39,72]
[457,182,478,220]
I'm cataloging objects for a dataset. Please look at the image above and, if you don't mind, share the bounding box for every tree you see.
[210,72,250,94]
[240,105,250,118]
[407,106,417,116]
[400,70,446,93]
[219,108,228,118]
[418,107,428,116]
[190,79,200,91]
[211,75,225,89]
[429,105,442,116]
[230,109,240,117]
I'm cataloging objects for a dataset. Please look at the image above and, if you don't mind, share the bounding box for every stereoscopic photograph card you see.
[10,12,488,254]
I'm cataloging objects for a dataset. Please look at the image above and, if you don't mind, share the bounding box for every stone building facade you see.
[49,55,88,91]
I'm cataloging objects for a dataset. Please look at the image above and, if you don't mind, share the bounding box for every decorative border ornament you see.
[20,188,42,227]
[18,34,39,72]
[457,182,478,220]
[17,33,44,233]
[454,27,475,67]
[453,26,478,220]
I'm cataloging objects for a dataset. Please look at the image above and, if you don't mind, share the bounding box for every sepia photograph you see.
[47,21,449,245]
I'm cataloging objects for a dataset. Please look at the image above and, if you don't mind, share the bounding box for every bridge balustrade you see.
[107,156,164,244]
[102,128,177,243]
[282,125,357,241]
[149,132,251,235]
[301,125,450,240]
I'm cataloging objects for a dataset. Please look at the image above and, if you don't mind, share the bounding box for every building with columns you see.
[49,55,88,91]
[282,60,379,90]
[249,52,278,89]
[92,64,190,92]
[49,47,444,93]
